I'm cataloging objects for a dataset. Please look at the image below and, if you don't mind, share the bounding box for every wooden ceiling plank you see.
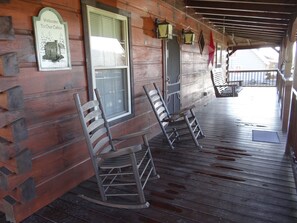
[190,6,292,16]
[194,10,291,20]
[229,35,280,43]
[219,28,284,37]
[221,27,285,36]
[180,0,294,46]
[228,44,279,51]
[223,32,283,40]
[213,21,287,30]
[188,0,297,6]
[206,17,288,26]
[217,25,286,33]
[186,1,296,14]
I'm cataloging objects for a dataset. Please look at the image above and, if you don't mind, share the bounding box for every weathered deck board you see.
[2,87,296,223]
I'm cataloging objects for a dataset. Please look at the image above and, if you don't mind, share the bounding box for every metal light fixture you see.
[155,19,173,39]
[182,29,195,45]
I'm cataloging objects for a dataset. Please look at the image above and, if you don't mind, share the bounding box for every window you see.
[86,6,131,122]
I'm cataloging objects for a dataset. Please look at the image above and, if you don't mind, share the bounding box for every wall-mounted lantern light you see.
[155,19,172,39]
[182,29,195,45]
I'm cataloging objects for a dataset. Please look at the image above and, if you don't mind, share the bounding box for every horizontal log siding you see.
[0,0,225,221]
[0,1,89,222]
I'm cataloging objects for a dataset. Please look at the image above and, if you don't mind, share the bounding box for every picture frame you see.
[198,31,205,55]
[33,7,71,71]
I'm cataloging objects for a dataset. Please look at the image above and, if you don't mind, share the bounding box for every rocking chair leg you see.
[142,135,159,178]
[130,153,146,204]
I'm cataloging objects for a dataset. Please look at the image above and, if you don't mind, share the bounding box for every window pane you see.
[90,12,126,67]
[90,36,126,67]
[95,69,128,119]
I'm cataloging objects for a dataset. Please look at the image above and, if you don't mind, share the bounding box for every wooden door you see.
[165,36,181,114]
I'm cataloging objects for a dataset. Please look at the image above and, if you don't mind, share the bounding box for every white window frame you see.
[86,5,132,122]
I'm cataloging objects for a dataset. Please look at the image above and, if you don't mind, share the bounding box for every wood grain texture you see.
[0,110,24,129]
[0,52,19,76]
[0,148,32,174]
[0,178,35,205]
[0,16,15,40]
[0,86,24,111]
[0,139,21,161]
[0,118,28,143]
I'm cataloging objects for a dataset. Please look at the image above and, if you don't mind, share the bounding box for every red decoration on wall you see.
[208,31,215,65]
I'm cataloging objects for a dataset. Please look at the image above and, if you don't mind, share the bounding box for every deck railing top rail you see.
[228,69,280,87]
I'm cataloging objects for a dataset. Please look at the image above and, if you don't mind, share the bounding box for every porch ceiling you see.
[183,0,297,49]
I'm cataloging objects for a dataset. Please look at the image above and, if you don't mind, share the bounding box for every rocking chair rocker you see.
[74,89,159,209]
[144,83,205,149]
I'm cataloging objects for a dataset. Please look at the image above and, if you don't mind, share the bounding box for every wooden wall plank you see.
[1,177,35,204]
[0,52,19,76]
[18,66,86,95]
[131,26,161,48]
[0,16,15,40]
[0,139,21,161]
[0,36,84,65]
[24,89,83,126]
[32,139,88,185]
[132,46,162,63]
[0,148,32,174]
[0,118,28,143]
[7,159,93,223]
[0,0,82,38]
[0,86,24,111]
[24,116,83,157]
[0,35,36,64]
[0,110,24,128]
[0,168,32,192]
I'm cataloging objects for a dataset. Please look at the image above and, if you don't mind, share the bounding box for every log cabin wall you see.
[0,0,224,222]
[95,0,226,137]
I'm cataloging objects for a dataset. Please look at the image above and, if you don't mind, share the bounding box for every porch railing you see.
[228,69,279,87]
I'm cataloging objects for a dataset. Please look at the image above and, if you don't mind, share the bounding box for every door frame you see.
[162,35,182,112]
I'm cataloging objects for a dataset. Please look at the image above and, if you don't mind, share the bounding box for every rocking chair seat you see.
[100,145,147,169]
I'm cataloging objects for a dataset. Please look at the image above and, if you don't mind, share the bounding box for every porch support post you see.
[293,42,297,91]
[281,37,293,132]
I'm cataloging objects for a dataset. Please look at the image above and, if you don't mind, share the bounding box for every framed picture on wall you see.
[33,7,71,71]
[198,31,205,55]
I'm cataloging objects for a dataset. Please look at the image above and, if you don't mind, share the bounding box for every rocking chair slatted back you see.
[144,83,205,149]
[75,95,114,157]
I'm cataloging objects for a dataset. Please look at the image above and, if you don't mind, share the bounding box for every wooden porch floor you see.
[4,87,297,223]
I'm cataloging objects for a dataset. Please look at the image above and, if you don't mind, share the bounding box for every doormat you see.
[252,130,280,144]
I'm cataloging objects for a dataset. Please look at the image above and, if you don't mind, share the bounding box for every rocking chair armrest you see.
[162,116,179,122]
[227,80,243,86]
[215,84,237,88]
[100,145,142,160]
[171,105,195,117]
[112,129,150,141]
